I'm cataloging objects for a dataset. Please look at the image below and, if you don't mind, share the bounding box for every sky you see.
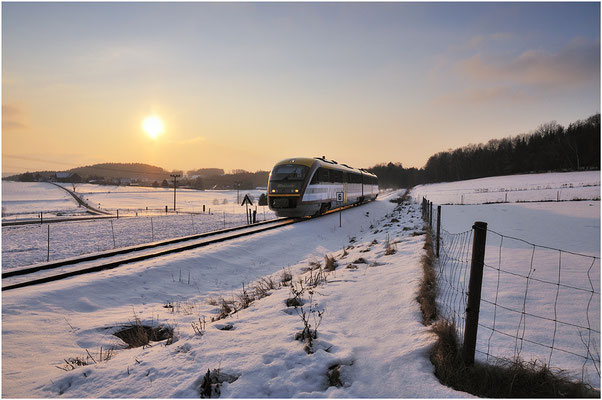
[2,2,600,175]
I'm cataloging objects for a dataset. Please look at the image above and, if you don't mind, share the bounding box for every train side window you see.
[332,170,343,183]
[310,170,318,184]
[318,168,329,183]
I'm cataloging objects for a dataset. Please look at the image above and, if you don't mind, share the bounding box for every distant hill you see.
[68,163,172,181]
[3,162,269,190]
[186,168,225,177]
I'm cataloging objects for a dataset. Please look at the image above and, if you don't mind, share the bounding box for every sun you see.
[142,115,164,139]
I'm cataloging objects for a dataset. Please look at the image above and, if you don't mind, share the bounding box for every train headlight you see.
[295,189,299,193]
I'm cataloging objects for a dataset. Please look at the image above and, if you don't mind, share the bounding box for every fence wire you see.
[425,198,601,386]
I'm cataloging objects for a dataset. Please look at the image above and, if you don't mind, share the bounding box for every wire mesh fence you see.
[2,210,277,270]
[424,198,601,386]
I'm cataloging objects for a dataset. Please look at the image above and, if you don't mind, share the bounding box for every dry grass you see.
[56,347,114,371]
[114,320,174,348]
[384,234,397,255]
[429,321,599,398]
[324,254,338,272]
[416,229,437,325]
[304,266,327,287]
[308,259,322,270]
[253,277,277,299]
[191,316,206,336]
[280,268,293,286]
[419,213,597,397]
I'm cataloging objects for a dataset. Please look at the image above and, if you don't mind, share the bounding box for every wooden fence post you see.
[436,205,441,258]
[429,202,433,228]
[47,225,50,262]
[463,221,488,365]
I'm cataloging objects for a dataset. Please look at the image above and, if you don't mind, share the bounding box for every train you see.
[267,156,379,217]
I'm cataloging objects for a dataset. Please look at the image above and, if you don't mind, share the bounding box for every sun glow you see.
[142,115,164,139]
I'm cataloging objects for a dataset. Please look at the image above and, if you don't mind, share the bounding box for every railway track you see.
[2,200,373,292]
[2,217,296,291]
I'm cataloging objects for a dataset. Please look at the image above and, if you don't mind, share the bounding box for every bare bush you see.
[191,316,206,336]
[304,267,327,287]
[289,281,325,354]
[384,234,397,255]
[324,254,338,271]
[280,267,293,286]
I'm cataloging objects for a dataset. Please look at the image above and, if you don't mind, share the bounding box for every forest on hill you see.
[368,113,600,188]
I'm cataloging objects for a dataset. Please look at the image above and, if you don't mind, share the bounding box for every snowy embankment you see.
[2,191,467,398]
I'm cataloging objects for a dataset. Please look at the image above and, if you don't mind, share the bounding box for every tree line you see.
[368,113,600,188]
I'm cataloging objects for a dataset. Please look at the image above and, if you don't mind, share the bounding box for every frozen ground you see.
[2,182,275,269]
[2,181,80,218]
[2,181,270,220]
[2,172,599,398]
[2,191,469,398]
[3,211,274,270]
[412,170,600,205]
[412,171,600,387]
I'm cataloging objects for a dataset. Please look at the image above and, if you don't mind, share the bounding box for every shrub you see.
[191,316,206,336]
[280,268,293,286]
[384,234,397,255]
[324,254,338,271]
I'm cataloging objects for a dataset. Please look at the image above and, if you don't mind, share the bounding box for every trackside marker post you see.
[241,194,253,225]
[463,221,488,365]
[336,192,344,227]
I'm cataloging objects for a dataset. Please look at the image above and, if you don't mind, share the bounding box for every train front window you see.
[270,165,309,181]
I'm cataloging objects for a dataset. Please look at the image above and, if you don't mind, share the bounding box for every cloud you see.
[2,104,27,130]
[433,86,531,105]
[458,37,600,88]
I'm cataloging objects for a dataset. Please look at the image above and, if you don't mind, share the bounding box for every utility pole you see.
[170,174,180,211]
[235,181,242,204]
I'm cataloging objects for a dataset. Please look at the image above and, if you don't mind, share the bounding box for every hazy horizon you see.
[3,2,600,174]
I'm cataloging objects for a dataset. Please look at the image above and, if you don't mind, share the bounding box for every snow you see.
[2,171,600,397]
[412,170,600,205]
[2,183,276,269]
[2,190,472,398]
[1,181,79,217]
[412,170,600,388]
[2,182,271,220]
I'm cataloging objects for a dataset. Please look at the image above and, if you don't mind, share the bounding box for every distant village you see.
[5,164,270,191]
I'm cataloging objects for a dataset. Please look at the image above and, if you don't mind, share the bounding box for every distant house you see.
[55,172,72,182]
[120,178,132,186]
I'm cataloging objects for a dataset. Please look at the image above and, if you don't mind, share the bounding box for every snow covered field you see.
[412,170,600,205]
[2,181,81,218]
[2,172,599,398]
[2,182,275,269]
[2,181,271,220]
[2,191,469,398]
[412,171,601,388]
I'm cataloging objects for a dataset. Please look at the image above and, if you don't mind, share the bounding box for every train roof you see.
[272,157,377,177]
